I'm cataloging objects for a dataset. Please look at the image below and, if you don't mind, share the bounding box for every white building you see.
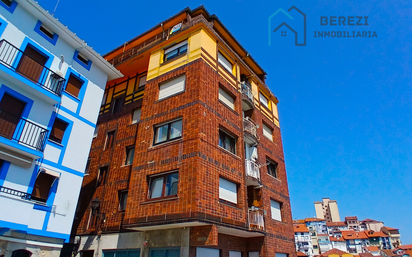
[294,224,314,257]
[0,1,122,257]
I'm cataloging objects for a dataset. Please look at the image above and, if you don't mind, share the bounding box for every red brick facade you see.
[74,8,296,257]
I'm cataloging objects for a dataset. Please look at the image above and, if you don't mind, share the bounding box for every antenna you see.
[52,0,61,16]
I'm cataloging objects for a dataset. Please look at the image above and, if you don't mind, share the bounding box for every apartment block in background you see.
[314,198,341,222]
[73,5,296,257]
[0,1,122,256]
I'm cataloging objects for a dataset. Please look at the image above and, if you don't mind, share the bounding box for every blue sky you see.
[39,0,412,243]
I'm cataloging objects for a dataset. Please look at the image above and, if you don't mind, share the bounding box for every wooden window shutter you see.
[31,172,55,202]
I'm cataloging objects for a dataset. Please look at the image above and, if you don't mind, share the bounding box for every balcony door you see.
[16,45,48,83]
[0,93,26,139]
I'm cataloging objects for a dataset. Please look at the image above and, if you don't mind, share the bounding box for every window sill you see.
[141,196,179,205]
[120,164,132,168]
[260,104,272,113]
[218,100,239,116]
[33,203,52,212]
[160,54,187,66]
[63,91,81,102]
[218,200,242,210]
[217,146,240,160]
[267,174,281,182]
[150,137,183,149]
[47,139,64,148]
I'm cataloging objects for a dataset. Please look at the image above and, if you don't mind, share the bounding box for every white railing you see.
[248,208,264,230]
[243,117,259,141]
[241,82,254,104]
[245,159,260,181]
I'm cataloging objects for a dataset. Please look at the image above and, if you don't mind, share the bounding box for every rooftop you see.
[342,231,368,240]
[321,248,351,256]
[294,224,309,233]
[366,246,380,252]
[327,222,346,227]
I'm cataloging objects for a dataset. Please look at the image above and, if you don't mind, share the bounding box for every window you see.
[31,169,59,203]
[259,92,270,109]
[1,0,13,7]
[17,45,48,82]
[65,74,83,98]
[85,158,91,175]
[248,252,259,257]
[218,52,233,72]
[262,123,273,141]
[276,253,287,257]
[164,40,188,62]
[138,75,147,88]
[154,119,182,144]
[196,248,219,257]
[34,21,58,45]
[219,130,236,154]
[229,251,241,257]
[271,199,282,221]
[148,172,179,199]
[219,177,238,204]
[93,125,99,138]
[218,87,235,110]
[118,190,128,211]
[49,118,68,144]
[111,95,124,114]
[96,166,108,187]
[132,108,141,124]
[150,248,180,257]
[105,131,115,150]
[125,146,135,165]
[11,250,32,257]
[158,75,185,100]
[267,159,278,178]
[0,93,26,139]
[103,250,139,257]
[73,50,92,70]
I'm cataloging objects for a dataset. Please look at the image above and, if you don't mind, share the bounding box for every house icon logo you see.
[268,6,307,46]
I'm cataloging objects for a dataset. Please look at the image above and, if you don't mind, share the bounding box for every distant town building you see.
[314,198,341,222]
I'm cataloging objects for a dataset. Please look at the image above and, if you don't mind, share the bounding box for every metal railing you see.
[0,185,31,200]
[248,208,264,230]
[241,81,254,104]
[245,159,260,181]
[243,117,259,141]
[0,109,49,151]
[0,40,65,96]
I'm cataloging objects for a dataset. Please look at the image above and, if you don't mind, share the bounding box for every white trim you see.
[218,52,233,72]
[165,40,188,54]
[0,236,63,248]
[41,168,60,178]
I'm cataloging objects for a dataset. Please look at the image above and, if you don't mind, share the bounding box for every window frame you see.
[104,131,115,150]
[73,50,92,71]
[131,108,141,124]
[259,92,270,110]
[218,51,233,73]
[49,118,69,144]
[158,75,186,101]
[111,95,124,114]
[64,73,85,98]
[0,0,17,14]
[34,21,58,45]
[262,122,274,142]
[118,190,128,212]
[218,86,235,110]
[267,158,278,179]
[153,118,183,145]
[218,129,237,155]
[96,166,108,187]
[147,171,179,200]
[270,199,282,221]
[163,40,188,62]
[30,170,59,203]
[125,146,135,166]
[219,177,239,205]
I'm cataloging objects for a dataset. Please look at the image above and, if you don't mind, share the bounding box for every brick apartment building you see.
[72,6,296,257]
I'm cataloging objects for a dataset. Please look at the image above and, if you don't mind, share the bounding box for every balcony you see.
[243,117,259,144]
[0,185,31,201]
[248,208,264,230]
[241,82,254,111]
[245,159,260,185]
[0,109,48,167]
[0,40,65,100]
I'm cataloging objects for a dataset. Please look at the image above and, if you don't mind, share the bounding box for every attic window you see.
[77,53,89,65]
[1,0,13,7]
[39,25,54,39]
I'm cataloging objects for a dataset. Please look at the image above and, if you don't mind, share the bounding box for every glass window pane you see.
[166,250,180,257]
[170,120,182,139]
[150,177,164,198]
[179,45,187,55]
[155,124,169,143]
[127,251,140,257]
[126,147,134,165]
[165,173,179,196]
[165,49,178,61]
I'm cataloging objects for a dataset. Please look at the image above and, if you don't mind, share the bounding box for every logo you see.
[268,6,307,46]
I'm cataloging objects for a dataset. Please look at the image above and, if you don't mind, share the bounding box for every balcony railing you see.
[248,208,264,230]
[0,185,31,200]
[241,82,254,104]
[0,109,48,151]
[0,40,65,96]
[245,159,260,181]
[243,117,259,141]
